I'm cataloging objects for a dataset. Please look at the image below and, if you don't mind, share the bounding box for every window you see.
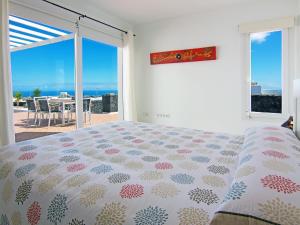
[9,14,123,142]
[248,29,288,117]
[82,37,120,126]
[10,15,77,142]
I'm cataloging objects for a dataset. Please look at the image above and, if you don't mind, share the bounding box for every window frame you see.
[8,4,125,143]
[245,28,290,119]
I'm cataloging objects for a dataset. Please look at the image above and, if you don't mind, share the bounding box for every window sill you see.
[246,112,288,120]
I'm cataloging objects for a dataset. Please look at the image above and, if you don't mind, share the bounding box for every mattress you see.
[0,121,299,225]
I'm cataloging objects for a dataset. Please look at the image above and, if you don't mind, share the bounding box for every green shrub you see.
[14,91,22,106]
[33,88,41,97]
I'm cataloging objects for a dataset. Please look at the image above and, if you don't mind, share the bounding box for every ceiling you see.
[54,0,255,25]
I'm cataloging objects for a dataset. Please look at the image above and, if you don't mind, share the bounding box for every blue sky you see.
[10,21,118,92]
[10,16,280,95]
[251,30,282,90]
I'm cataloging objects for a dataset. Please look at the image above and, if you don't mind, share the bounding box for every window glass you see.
[82,37,119,127]
[10,15,76,142]
[250,30,282,113]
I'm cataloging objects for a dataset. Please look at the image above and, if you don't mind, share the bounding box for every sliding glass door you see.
[82,37,120,127]
[10,15,76,142]
[8,10,124,142]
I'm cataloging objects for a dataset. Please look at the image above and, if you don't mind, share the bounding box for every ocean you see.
[13,90,118,98]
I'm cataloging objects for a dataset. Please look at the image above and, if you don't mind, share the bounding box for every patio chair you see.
[26,99,38,125]
[67,98,91,124]
[34,96,48,102]
[34,97,48,118]
[37,99,62,127]
[83,98,91,124]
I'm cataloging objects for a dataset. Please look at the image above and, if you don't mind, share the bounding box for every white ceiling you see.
[55,0,254,25]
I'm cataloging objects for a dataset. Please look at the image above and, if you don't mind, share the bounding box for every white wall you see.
[52,0,133,32]
[134,0,299,135]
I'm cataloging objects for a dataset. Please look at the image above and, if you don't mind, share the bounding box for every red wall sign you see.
[150,46,216,65]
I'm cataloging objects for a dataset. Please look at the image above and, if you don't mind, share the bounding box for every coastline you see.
[13,89,118,98]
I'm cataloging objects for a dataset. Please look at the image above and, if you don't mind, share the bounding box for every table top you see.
[49,98,75,104]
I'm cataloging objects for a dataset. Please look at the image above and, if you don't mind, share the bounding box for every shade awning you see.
[9,15,71,51]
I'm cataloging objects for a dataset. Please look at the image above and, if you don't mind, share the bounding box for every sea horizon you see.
[13,89,118,98]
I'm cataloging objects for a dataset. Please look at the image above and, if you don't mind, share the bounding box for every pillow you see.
[210,126,300,225]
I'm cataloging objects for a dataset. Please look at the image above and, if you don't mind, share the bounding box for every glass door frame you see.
[75,22,124,128]
[8,4,124,143]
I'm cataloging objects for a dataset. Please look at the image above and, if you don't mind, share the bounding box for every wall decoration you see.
[150,46,216,65]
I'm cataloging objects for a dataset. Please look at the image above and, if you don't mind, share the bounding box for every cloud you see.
[250,32,270,44]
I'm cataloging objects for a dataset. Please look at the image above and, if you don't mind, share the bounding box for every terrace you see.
[14,108,118,142]
[10,15,120,142]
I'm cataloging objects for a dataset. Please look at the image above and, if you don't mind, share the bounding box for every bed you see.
[0,121,299,225]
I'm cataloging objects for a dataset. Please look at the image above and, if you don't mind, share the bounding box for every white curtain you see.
[0,0,15,146]
[122,31,137,121]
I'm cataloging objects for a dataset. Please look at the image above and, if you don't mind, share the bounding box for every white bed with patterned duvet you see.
[0,121,299,225]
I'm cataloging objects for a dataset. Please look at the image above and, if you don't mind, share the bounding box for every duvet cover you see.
[0,121,243,225]
[0,121,299,225]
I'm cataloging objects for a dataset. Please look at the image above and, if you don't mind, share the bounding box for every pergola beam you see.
[9,16,67,36]
[9,24,55,39]
[10,41,23,47]
[10,33,74,52]
[10,31,43,42]
[10,36,32,44]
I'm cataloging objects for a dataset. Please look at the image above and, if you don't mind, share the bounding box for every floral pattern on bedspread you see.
[0,121,244,225]
[211,126,300,225]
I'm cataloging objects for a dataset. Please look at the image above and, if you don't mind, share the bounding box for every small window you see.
[250,30,284,115]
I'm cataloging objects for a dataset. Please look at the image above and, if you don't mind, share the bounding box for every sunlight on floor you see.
[14,111,119,142]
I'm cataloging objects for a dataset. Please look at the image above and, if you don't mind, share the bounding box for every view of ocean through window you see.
[250,30,282,113]
[11,39,118,98]
[10,15,119,142]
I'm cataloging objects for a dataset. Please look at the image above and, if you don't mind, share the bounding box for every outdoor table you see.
[48,98,75,126]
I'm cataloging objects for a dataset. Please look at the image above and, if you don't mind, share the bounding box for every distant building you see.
[251,82,262,95]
